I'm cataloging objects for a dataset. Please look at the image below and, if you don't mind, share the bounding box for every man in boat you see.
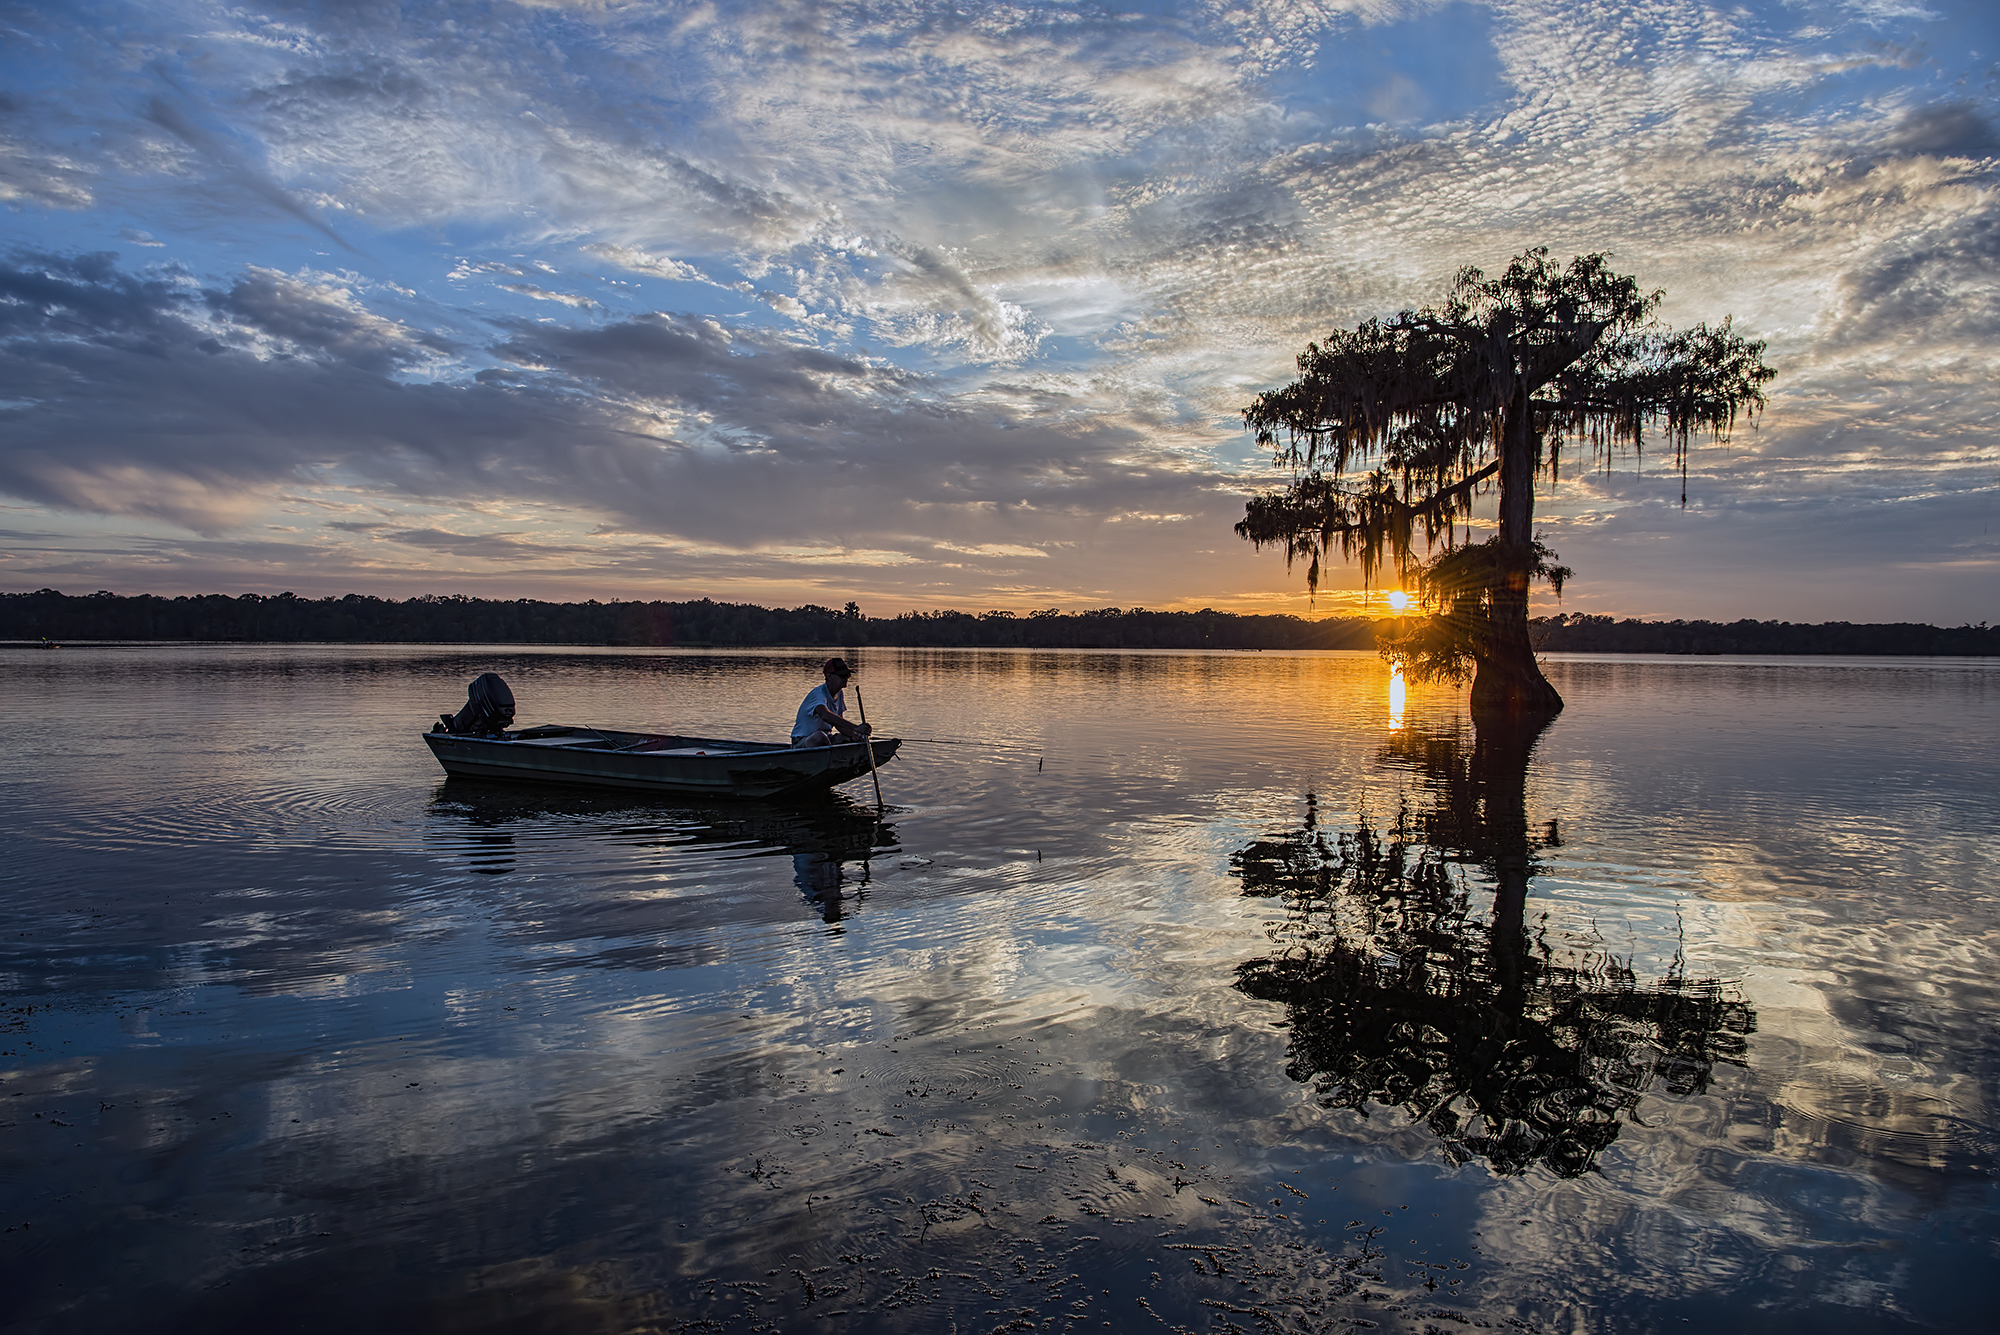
[790,657,872,748]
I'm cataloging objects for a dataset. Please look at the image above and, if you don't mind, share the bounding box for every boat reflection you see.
[429,779,895,922]
[1231,718,1755,1178]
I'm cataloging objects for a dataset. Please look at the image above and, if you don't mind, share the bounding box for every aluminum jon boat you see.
[423,724,900,800]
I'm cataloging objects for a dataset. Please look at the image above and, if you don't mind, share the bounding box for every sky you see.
[0,0,1995,623]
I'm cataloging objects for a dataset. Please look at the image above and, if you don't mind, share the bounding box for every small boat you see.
[423,723,900,800]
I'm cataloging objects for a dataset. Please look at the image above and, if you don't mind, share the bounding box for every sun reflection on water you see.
[1388,660,1406,729]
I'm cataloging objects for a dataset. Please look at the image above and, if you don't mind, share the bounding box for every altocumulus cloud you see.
[0,0,1994,618]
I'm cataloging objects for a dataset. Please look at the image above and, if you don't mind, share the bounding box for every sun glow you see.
[1386,590,1411,612]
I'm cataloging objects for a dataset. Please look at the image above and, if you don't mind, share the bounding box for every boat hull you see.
[423,726,899,800]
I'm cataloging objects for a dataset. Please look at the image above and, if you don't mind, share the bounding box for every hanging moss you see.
[1237,249,1776,714]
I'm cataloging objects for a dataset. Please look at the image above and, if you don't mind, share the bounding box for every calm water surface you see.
[2,646,1995,1333]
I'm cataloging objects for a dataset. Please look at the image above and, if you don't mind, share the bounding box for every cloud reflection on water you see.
[0,646,1995,1332]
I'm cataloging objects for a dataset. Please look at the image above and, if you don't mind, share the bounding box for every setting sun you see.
[1387,590,1411,612]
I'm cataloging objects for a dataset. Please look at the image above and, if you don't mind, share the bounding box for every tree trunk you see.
[1470,397,1563,720]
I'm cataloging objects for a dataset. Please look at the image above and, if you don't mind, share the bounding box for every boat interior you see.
[495,725,788,755]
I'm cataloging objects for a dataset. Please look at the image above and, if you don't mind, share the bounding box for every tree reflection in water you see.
[1233,718,1755,1178]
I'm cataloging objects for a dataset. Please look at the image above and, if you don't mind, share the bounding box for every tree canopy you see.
[1237,249,1775,715]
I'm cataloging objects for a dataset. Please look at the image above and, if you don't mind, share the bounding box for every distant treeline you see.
[0,589,1375,650]
[1530,613,1998,656]
[3,590,1992,655]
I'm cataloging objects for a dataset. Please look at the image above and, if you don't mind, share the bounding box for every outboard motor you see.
[435,672,516,736]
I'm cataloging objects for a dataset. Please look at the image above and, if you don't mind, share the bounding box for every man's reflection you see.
[783,805,889,923]
[1232,718,1754,1178]
[430,781,893,922]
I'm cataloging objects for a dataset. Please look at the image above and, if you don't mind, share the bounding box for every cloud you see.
[1882,102,2000,159]
[1826,208,2000,347]
[934,542,1051,559]
[143,96,359,253]
[217,268,453,372]
[1,0,1997,618]
[0,250,199,344]
[587,246,708,284]
[0,252,1212,569]
[498,283,602,310]
[0,86,97,209]
[375,528,595,561]
[758,291,810,320]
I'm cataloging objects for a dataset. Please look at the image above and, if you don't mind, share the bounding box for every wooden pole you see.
[853,683,885,809]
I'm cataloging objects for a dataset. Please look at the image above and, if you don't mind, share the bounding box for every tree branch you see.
[1405,458,1501,516]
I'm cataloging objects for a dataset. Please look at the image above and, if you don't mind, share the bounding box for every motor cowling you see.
[438,672,516,736]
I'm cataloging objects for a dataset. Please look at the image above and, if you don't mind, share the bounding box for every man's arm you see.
[811,703,871,739]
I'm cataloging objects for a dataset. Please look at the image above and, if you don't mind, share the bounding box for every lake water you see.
[2,645,1995,1333]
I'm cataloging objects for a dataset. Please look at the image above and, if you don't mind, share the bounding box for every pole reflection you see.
[1231,718,1755,1178]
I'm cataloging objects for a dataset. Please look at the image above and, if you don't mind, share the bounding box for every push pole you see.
[853,683,885,809]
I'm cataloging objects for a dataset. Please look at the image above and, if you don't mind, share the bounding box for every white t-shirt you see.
[792,682,845,739]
